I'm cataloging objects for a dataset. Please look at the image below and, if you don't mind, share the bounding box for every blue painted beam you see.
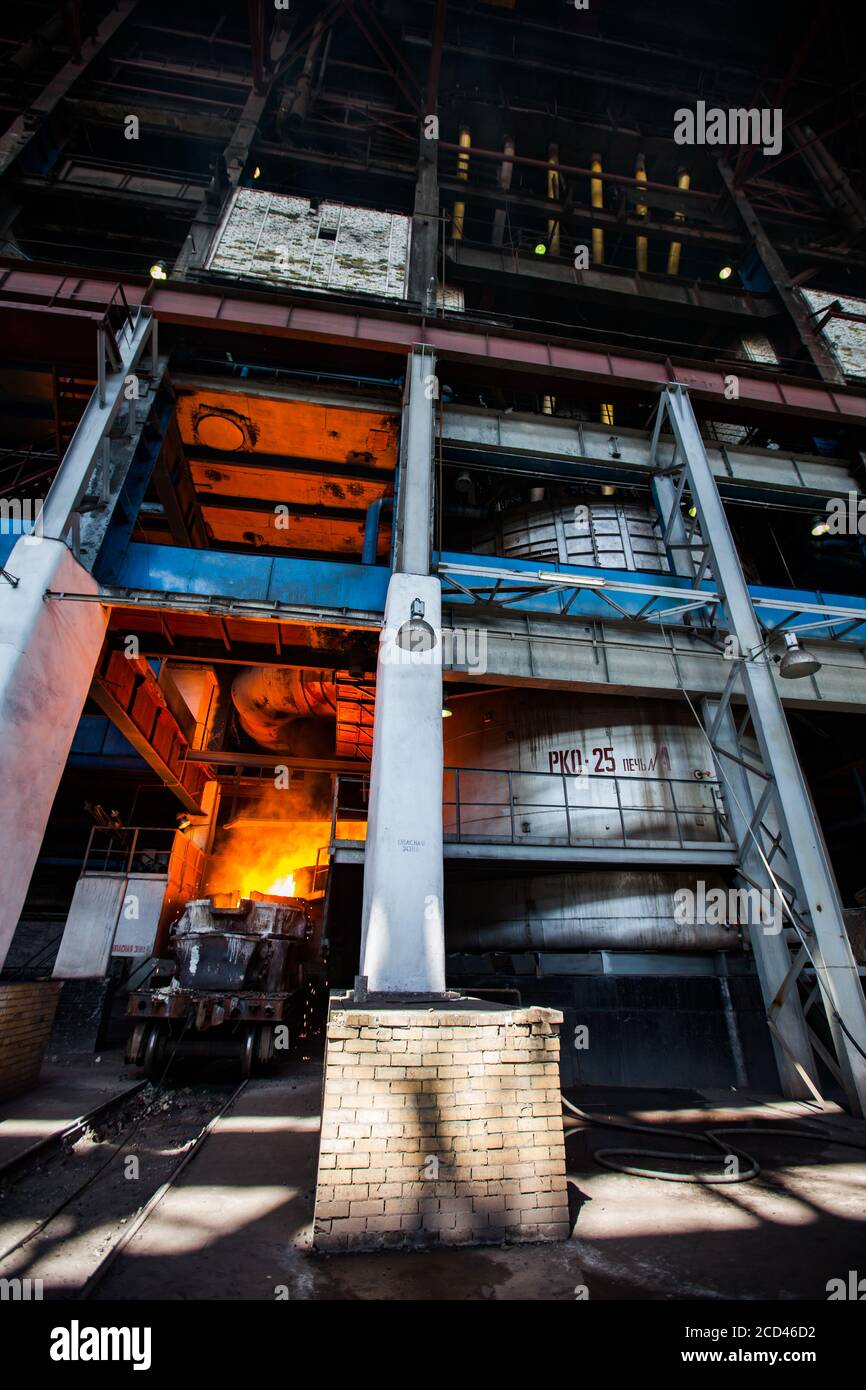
[108,542,391,615]
[436,550,866,643]
[104,543,865,641]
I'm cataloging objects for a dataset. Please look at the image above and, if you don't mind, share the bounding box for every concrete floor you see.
[86,1059,866,1302]
[0,1059,137,1170]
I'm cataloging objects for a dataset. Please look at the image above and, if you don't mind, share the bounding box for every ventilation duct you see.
[231,668,337,749]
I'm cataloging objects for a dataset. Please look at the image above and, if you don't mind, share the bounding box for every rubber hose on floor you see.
[562,1093,866,1183]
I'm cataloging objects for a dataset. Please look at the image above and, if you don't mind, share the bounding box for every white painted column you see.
[358,346,446,993]
[0,538,108,968]
[359,574,445,992]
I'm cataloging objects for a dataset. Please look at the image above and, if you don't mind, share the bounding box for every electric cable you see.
[561,1093,866,1183]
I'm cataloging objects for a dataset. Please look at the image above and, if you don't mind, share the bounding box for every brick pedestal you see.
[313,999,569,1251]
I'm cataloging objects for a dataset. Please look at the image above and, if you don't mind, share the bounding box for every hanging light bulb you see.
[149,260,168,281]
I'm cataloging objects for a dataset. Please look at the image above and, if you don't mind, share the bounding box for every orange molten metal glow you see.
[205,818,331,902]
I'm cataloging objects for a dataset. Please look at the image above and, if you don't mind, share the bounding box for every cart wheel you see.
[144,1022,167,1081]
[241,1024,258,1079]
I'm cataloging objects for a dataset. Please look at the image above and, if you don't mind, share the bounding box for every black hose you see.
[562,1093,866,1183]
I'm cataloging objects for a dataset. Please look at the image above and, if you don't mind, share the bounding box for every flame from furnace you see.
[204,782,331,902]
[205,816,330,901]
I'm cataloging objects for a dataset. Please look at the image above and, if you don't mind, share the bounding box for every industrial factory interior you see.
[1,0,865,1340]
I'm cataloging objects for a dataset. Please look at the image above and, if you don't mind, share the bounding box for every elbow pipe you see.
[363,497,393,565]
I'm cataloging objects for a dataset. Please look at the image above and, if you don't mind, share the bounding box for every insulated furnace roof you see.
[800,288,866,380]
[205,189,410,299]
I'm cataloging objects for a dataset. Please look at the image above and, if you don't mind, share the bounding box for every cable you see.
[562,1094,866,1183]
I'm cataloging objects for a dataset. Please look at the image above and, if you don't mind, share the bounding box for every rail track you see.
[0,1063,247,1299]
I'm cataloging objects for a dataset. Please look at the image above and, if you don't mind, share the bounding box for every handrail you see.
[331,766,729,850]
[81,824,176,877]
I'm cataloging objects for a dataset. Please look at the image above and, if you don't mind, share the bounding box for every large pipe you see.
[362,496,393,565]
[438,141,717,203]
[590,152,604,265]
[791,123,866,236]
[277,17,327,132]
[666,167,690,276]
[452,126,471,240]
[546,143,561,257]
[446,870,741,953]
[231,668,337,749]
[499,136,515,193]
[491,134,515,246]
[635,152,648,272]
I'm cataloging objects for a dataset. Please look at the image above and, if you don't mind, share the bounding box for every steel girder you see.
[4,271,866,426]
[651,383,866,1116]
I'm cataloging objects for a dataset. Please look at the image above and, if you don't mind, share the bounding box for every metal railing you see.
[331,767,730,851]
[81,825,176,877]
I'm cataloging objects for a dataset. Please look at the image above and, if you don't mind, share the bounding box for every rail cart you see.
[126,894,320,1078]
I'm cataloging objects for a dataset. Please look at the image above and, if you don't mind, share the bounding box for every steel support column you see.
[407,130,439,309]
[718,159,845,385]
[703,698,818,1100]
[0,303,156,970]
[39,307,156,550]
[394,345,436,577]
[655,383,866,1115]
[358,347,445,992]
[407,0,445,307]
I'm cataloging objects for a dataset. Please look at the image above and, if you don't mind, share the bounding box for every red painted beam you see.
[2,266,866,425]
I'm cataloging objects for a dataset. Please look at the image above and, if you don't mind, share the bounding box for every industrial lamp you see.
[779,632,821,679]
[396,596,437,653]
[442,698,453,719]
[811,518,830,537]
[718,264,734,280]
[149,260,169,281]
